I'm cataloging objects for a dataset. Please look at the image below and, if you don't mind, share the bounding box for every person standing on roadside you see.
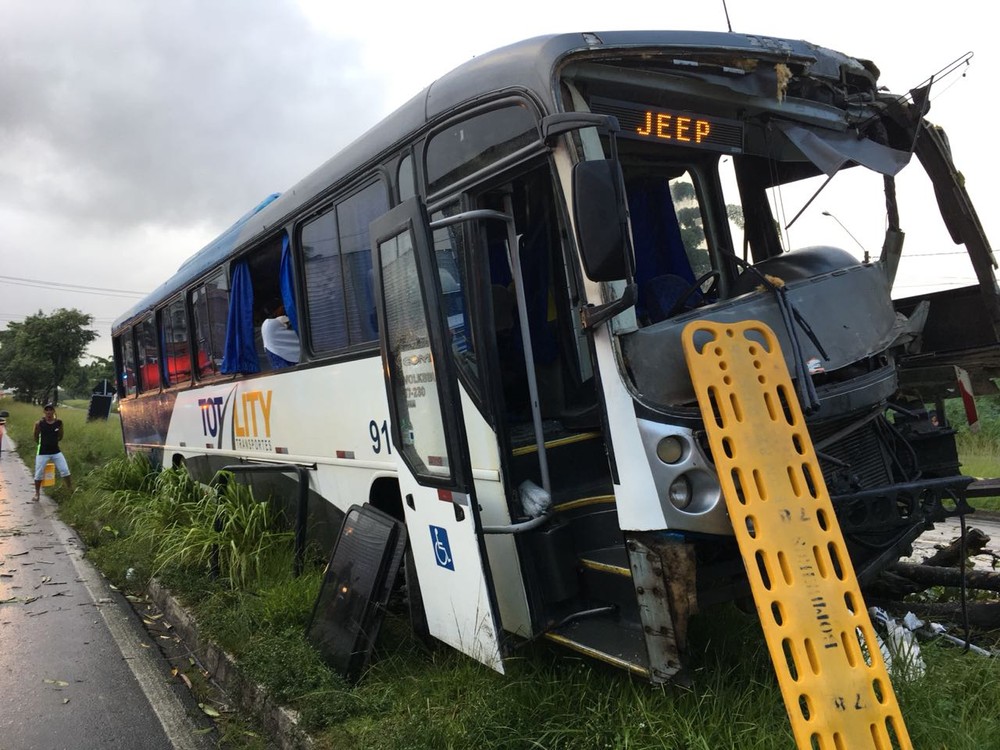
[32,403,72,500]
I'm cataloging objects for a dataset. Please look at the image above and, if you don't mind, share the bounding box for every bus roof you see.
[113,30,870,330]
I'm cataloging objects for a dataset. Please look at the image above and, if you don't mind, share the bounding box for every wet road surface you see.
[0,440,213,750]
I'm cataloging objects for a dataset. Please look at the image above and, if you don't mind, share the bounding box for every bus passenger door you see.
[370,197,505,673]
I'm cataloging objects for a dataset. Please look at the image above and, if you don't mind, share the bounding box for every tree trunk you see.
[920,527,991,567]
[888,562,1000,593]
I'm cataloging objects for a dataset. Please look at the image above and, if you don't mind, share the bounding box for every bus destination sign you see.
[590,97,743,153]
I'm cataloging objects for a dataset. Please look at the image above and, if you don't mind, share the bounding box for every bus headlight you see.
[656,436,685,464]
[668,475,693,509]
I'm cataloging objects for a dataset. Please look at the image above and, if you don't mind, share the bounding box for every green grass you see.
[320,609,795,750]
[6,395,1000,748]
[316,606,1000,750]
[957,432,1000,511]
[92,466,295,588]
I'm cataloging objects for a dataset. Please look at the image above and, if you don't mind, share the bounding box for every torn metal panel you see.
[776,121,912,177]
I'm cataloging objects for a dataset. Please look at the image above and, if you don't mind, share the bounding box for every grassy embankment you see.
[2,395,999,749]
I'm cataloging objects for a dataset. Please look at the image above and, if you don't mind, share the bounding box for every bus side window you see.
[337,182,387,346]
[236,232,296,372]
[431,204,479,391]
[114,332,138,397]
[425,103,538,194]
[160,297,191,386]
[627,170,714,324]
[191,271,228,378]
[669,175,712,278]
[136,316,160,392]
[398,154,416,201]
[301,181,388,354]
[301,207,347,353]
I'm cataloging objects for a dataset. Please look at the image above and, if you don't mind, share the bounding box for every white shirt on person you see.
[261,315,300,364]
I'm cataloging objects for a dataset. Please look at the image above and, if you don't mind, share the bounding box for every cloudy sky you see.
[1,0,996,358]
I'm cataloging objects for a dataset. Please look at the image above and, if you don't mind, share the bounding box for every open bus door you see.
[370,197,506,673]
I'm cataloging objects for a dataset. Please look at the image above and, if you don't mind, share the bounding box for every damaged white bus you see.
[113,30,998,682]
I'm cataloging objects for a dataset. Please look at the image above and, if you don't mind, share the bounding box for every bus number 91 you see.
[370,419,392,455]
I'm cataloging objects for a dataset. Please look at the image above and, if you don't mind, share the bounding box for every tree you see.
[669,179,746,273]
[0,334,49,402]
[65,356,116,399]
[0,309,97,403]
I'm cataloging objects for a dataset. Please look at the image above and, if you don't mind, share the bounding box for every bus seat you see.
[626,177,698,323]
[641,274,704,324]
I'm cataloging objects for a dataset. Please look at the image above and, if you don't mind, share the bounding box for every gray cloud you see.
[0,0,380,230]
[2,0,995,358]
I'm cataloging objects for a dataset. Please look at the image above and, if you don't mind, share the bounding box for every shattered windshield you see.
[564,52,982,316]
[563,49,996,409]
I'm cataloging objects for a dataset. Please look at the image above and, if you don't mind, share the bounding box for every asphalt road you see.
[0,441,214,750]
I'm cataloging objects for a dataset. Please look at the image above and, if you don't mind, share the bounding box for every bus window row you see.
[114,179,390,398]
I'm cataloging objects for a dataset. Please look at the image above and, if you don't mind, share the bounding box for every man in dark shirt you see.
[32,403,72,500]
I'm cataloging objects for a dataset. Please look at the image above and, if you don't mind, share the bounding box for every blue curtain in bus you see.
[279,233,298,332]
[221,261,260,374]
[627,178,695,321]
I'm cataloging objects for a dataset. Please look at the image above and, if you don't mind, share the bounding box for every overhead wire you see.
[0,274,148,298]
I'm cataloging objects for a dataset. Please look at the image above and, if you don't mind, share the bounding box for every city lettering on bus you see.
[112,31,997,690]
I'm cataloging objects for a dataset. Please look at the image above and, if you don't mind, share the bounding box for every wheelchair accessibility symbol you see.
[429,525,454,570]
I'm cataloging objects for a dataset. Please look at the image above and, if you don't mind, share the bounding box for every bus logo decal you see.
[199,396,225,440]
[234,389,274,452]
[196,386,237,448]
[429,525,454,570]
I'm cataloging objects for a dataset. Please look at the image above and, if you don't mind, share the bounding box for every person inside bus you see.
[261,299,300,368]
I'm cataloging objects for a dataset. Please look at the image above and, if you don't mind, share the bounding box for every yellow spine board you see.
[682,320,911,750]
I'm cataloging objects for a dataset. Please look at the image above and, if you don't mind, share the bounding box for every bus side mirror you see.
[573,159,628,281]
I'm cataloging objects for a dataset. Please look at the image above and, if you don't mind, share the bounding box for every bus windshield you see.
[562,50,999,410]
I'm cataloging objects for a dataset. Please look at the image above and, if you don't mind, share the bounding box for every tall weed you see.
[76,458,296,590]
[149,470,293,588]
[89,452,157,493]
